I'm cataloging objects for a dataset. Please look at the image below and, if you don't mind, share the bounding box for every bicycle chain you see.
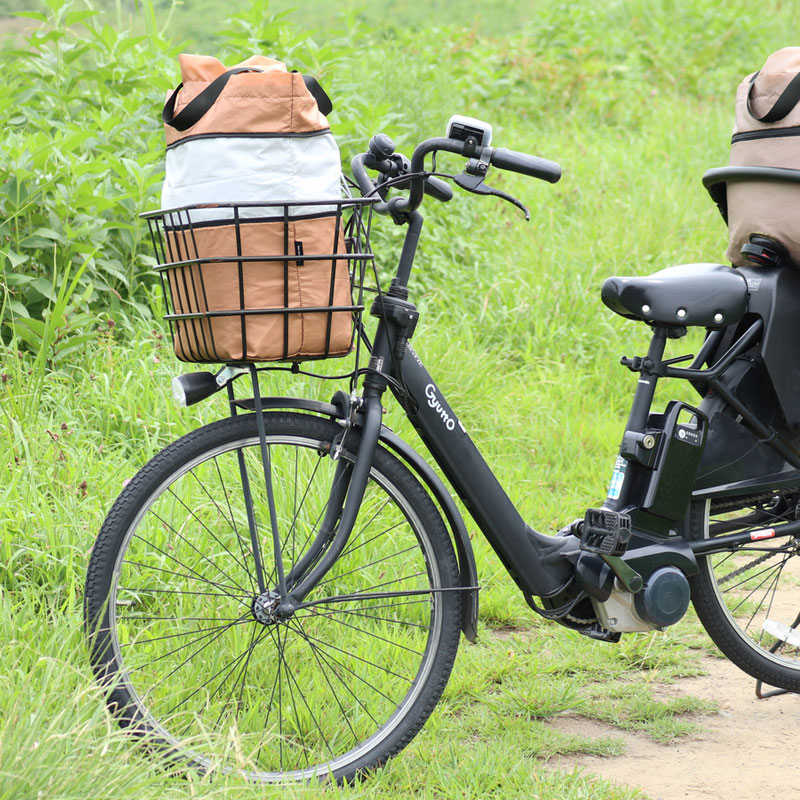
[717,549,779,586]
[711,487,800,585]
[709,487,800,512]
[565,613,595,625]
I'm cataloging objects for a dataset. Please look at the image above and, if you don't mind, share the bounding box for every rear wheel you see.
[687,491,800,689]
[85,412,462,782]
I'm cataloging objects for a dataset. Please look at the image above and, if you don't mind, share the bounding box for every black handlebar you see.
[351,133,561,216]
[351,153,380,201]
[490,148,561,184]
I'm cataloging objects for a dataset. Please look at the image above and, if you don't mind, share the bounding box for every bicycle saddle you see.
[601,263,749,328]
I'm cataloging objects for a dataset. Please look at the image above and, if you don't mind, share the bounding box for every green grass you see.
[3,0,800,796]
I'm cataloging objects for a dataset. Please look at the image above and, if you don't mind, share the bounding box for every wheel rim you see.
[105,431,445,781]
[702,493,800,670]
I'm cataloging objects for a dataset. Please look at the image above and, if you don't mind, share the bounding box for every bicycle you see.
[85,116,800,782]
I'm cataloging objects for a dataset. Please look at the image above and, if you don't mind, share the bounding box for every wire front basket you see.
[143,198,376,364]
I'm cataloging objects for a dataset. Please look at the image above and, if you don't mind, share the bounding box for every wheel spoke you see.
[285,621,403,704]
[291,625,414,684]
[127,618,254,674]
[116,615,250,623]
[290,616,381,725]
[313,545,420,590]
[338,498,393,558]
[697,492,800,679]
[154,499,248,593]
[295,604,429,630]
[226,624,265,726]
[291,446,299,564]
[199,459,259,591]
[282,451,323,561]
[118,586,242,599]
[273,623,335,764]
[732,555,788,623]
[289,616,363,744]
[282,460,351,583]
[124,544,247,600]
[167,624,267,719]
[120,620,247,648]
[298,609,425,656]
[88,417,460,781]
[338,520,405,561]
[721,555,788,598]
[255,632,285,769]
[141,611,252,699]
[299,580,434,611]
[749,562,784,644]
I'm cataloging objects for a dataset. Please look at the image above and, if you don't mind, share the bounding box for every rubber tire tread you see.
[85,411,462,782]
[687,499,800,691]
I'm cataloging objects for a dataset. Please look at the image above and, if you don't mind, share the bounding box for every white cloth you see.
[161,133,342,222]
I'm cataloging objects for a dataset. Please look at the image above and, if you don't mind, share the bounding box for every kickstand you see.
[755,679,794,699]
[755,616,800,699]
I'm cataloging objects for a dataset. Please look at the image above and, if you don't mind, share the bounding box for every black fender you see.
[233,395,479,641]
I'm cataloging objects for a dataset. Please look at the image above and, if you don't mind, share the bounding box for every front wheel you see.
[85,412,462,782]
[688,491,800,689]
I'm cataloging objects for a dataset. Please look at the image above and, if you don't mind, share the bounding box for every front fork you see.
[273,389,385,616]
[235,359,387,617]
[241,211,421,614]
[281,390,384,613]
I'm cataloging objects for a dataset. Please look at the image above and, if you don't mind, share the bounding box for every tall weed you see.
[0,0,174,355]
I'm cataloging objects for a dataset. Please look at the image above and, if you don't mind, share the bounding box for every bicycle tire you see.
[687,493,800,689]
[85,411,462,782]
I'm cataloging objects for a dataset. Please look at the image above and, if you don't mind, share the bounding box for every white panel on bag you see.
[161,133,342,221]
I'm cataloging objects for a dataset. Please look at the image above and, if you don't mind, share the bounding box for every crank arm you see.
[601,554,643,593]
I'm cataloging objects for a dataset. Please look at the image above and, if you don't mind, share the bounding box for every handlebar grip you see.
[490,148,561,184]
[424,176,453,202]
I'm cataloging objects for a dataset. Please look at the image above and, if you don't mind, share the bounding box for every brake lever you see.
[453,171,530,220]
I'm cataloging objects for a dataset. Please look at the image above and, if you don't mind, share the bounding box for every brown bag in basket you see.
[163,214,354,363]
[726,47,800,267]
[159,54,354,363]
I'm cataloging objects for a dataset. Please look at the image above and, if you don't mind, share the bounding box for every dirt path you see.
[547,655,800,799]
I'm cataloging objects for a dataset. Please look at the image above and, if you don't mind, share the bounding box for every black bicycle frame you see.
[263,155,800,615]
[351,208,800,605]
[352,207,574,600]
[388,341,573,597]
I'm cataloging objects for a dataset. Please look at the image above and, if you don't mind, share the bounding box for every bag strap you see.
[300,74,333,116]
[163,67,334,131]
[747,69,800,123]
[163,66,263,131]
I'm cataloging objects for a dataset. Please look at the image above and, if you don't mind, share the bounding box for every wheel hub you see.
[251,589,281,625]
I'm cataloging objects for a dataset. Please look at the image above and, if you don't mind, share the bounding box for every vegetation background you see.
[0,0,796,797]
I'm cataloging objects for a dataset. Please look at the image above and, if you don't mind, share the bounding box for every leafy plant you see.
[0,0,175,353]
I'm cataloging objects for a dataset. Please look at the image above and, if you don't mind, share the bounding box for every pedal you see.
[578,623,622,643]
[579,508,632,557]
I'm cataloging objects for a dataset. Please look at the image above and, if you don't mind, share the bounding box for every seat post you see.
[624,325,668,434]
[602,325,670,515]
